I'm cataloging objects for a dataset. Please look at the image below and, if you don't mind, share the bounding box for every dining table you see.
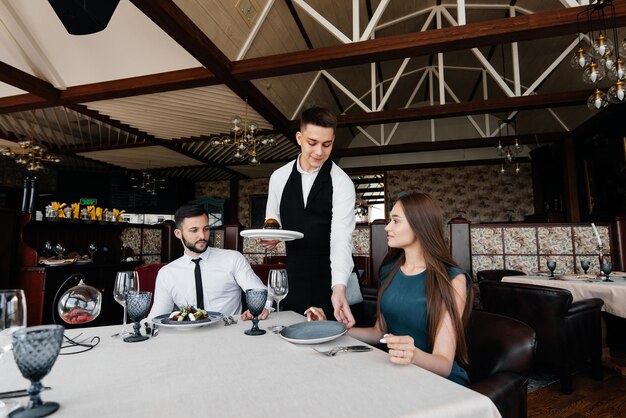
[501,275,626,318]
[0,311,501,418]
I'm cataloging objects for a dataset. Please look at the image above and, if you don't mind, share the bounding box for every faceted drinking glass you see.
[244,289,267,336]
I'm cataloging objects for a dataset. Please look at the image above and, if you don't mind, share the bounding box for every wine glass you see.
[546,260,557,278]
[267,269,288,333]
[54,243,65,260]
[580,260,590,275]
[42,242,53,258]
[601,261,613,282]
[123,292,152,343]
[0,290,27,415]
[10,325,64,418]
[88,243,97,261]
[112,271,139,337]
[244,289,267,336]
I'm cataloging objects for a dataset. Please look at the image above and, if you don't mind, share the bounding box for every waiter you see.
[261,107,356,327]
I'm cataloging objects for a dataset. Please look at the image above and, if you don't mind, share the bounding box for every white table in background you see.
[501,275,626,318]
[0,311,500,418]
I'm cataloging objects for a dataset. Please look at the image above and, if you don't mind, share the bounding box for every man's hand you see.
[241,308,270,321]
[331,285,355,328]
[257,239,280,250]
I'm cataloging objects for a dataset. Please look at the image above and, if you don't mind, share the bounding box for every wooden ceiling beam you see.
[331,132,570,158]
[231,3,626,80]
[129,0,290,137]
[283,90,590,129]
[0,61,60,101]
[61,67,218,103]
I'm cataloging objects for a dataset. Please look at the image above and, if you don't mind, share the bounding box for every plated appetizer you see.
[168,306,208,322]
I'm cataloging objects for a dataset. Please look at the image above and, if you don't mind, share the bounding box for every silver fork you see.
[222,317,231,326]
[313,346,373,357]
[228,315,238,324]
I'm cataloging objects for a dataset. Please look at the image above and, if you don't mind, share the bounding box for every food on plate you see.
[263,218,281,229]
[168,306,208,322]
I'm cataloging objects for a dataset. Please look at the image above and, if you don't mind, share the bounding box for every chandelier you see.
[570,0,625,110]
[130,170,165,195]
[209,99,278,166]
[496,118,522,174]
[0,137,60,171]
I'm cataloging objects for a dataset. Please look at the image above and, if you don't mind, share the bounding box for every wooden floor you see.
[528,369,626,418]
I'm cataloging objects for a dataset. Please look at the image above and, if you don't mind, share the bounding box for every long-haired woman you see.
[306,192,473,385]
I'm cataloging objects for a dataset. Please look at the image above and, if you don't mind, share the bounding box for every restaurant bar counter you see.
[0,312,501,418]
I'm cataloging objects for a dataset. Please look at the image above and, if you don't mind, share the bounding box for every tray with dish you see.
[38,258,77,267]
[240,229,304,241]
[151,311,224,328]
[279,320,347,344]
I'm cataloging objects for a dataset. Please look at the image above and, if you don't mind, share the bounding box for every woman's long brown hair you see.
[376,192,473,365]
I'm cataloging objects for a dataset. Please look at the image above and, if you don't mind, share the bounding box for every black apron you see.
[280,159,334,316]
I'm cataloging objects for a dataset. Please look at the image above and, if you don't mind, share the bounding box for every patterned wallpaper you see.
[387,163,534,223]
[470,224,612,278]
[195,180,230,200]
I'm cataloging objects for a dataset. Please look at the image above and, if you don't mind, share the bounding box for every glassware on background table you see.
[267,269,288,333]
[9,325,64,418]
[112,271,139,338]
[0,290,27,415]
[123,292,152,343]
[43,242,53,258]
[546,260,557,278]
[244,289,267,336]
[53,244,65,260]
[580,260,590,275]
[88,243,97,261]
[601,262,613,282]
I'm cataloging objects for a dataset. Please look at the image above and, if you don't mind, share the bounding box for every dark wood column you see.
[370,219,388,288]
[562,137,580,222]
[612,215,626,271]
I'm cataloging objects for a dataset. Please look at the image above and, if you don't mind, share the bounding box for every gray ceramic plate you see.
[152,311,224,328]
[279,321,347,344]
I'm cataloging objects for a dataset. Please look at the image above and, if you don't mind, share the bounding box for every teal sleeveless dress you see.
[380,264,470,386]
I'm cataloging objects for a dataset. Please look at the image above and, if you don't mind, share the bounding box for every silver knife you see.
[343,346,373,352]
[0,387,50,399]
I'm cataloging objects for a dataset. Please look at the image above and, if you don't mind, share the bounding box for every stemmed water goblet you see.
[42,242,53,258]
[601,261,613,282]
[0,290,27,416]
[53,244,65,260]
[9,325,64,418]
[546,260,557,278]
[112,271,139,338]
[267,269,288,333]
[244,289,267,336]
[88,243,97,261]
[580,260,590,275]
[123,292,152,343]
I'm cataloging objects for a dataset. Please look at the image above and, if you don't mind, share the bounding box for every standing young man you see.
[148,204,269,320]
[262,107,356,326]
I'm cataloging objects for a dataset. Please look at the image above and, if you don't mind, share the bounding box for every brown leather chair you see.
[479,281,604,394]
[135,263,167,310]
[467,310,536,418]
[476,269,525,283]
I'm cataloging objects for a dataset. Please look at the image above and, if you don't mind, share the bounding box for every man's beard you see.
[181,235,208,254]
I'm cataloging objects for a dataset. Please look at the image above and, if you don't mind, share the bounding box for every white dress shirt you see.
[148,247,268,318]
[266,156,356,288]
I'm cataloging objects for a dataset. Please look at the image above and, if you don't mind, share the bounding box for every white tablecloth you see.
[502,276,626,318]
[0,311,500,418]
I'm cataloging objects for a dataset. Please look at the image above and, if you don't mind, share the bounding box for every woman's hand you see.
[381,333,417,365]
[304,307,327,321]
[241,308,270,321]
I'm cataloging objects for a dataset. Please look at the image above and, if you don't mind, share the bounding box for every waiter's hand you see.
[257,239,280,250]
[331,285,356,328]
[241,308,270,321]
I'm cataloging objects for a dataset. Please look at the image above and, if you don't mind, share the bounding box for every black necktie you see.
[192,258,204,309]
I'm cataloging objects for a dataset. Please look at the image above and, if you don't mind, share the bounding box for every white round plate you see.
[151,311,224,328]
[240,229,304,241]
[279,321,347,344]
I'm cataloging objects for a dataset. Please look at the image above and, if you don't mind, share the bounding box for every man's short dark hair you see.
[300,107,337,132]
[174,204,207,228]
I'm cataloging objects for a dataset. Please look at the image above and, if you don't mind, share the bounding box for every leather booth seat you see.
[467,310,536,418]
[476,269,526,283]
[479,280,604,394]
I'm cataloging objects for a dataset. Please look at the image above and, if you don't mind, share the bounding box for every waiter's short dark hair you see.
[174,204,207,228]
[300,107,337,133]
